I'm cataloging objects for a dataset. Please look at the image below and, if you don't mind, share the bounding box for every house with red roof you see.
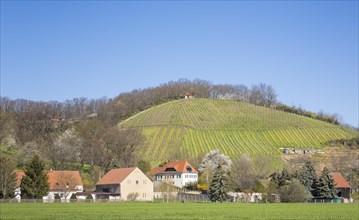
[16,170,83,201]
[91,167,153,201]
[150,160,198,188]
[331,172,351,201]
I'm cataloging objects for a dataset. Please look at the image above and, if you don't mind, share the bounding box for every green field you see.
[1,202,358,220]
[121,99,356,167]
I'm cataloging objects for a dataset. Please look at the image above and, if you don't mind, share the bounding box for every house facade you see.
[95,167,153,201]
[44,170,83,200]
[15,170,83,201]
[150,160,198,188]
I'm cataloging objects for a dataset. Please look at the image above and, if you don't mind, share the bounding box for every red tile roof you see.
[16,170,82,190]
[331,172,351,188]
[150,160,197,175]
[47,170,83,190]
[96,168,136,185]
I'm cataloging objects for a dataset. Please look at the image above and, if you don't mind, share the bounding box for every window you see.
[127,179,131,184]
[143,180,147,184]
[186,166,192,172]
[143,193,146,198]
[136,180,139,185]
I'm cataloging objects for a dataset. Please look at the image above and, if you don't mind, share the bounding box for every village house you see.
[15,170,83,201]
[91,167,153,201]
[150,160,198,188]
[331,172,352,202]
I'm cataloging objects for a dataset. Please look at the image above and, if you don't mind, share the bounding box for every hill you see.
[120,99,356,168]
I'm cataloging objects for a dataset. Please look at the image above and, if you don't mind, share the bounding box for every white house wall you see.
[156,173,198,188]
[121,168,154,201]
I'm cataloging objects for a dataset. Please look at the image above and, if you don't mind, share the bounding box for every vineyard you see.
[120,99,356,167]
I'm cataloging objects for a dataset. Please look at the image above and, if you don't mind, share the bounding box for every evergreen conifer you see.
[278,169,290,187]
[317,167,336,199]
[298,161,318,197]
[20,155,49,199]
[209,164,230,202]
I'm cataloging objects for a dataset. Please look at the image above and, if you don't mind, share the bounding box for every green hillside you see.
[120,99,356,167]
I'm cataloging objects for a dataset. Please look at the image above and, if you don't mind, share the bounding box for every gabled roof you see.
[16,170,82,190]
[331,172,351,188]
[96,168,137,185]
[48,170,83,190]
[150,160,198,175]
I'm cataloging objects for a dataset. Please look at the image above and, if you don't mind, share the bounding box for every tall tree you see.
[209,164,230,203]
[0,155,17,198]
[230,154,256,191]
[298,161,318,197]
[20,155,49,199]
[317,167,337,199]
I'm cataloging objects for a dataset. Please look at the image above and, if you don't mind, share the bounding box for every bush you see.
[86,194,93,200]
[184,182,198,191]
[127,192,139,201]
[70,193,77,202]
[279,179,312,203]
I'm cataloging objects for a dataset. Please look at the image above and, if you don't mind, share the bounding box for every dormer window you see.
[164,167,176,172]
[186,166,192,172]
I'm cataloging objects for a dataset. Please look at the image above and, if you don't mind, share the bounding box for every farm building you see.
[93,167,153,201]
[151,160,198,188]
[331,172,352,202]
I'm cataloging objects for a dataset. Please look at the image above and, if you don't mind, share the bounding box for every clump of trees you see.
[199,150,232,189]
[275,104,340,125]
[269,162,337,202]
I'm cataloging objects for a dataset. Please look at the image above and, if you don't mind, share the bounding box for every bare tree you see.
[231,154,256,191]
[53,171,80,200]
[0,155,17,198]
[159,180,177,203]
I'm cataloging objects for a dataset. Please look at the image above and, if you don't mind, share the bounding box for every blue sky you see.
[1,1,358,127]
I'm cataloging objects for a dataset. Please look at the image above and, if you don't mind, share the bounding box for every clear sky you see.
[1,1,358,127]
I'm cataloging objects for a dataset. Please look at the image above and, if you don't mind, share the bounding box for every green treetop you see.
[209,164,230,203]
[317,167,336,199]
[20,155,49,199]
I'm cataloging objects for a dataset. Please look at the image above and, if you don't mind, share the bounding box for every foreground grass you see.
[1,202,358,220]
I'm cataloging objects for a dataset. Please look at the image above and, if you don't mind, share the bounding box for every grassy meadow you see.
[1,202,358,220]
[121,99,356,168]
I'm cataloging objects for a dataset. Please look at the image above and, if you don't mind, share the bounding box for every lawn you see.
[0,202,358,220]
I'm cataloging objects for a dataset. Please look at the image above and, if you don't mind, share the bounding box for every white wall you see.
[155,173,198,188]
[121,168,154,201]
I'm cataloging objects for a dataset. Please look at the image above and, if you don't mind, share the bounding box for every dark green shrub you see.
[86,193,93,200]
[70,193,77,202]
